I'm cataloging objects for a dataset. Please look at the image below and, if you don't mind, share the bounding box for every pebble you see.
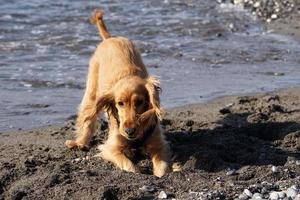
[286,187,298,198]
[277,191,286,198]
[73,158,81,163]
[271,14,277,19]
[296,160,300,165]
[291,185,299,191]
[238,193,248,200]
[139,185,155,193]
[158,191,168,199]
[269,192,279,200]
[271,166,278,173]
[244,189,253,197]
[226,169,237,176]
[252,193,263,199]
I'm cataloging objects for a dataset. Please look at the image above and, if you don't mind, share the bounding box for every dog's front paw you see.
[153,161,169,178]
[65,140,89,151]
[122,164,140,174]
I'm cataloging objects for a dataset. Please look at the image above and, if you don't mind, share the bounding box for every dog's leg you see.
[65,58,99,150]
[147,131,170,177]
[98,143,139,173]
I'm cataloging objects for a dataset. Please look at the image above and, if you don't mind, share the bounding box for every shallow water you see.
[1,0,300,131]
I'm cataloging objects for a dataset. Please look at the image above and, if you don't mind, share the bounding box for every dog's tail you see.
[90,9,111,40]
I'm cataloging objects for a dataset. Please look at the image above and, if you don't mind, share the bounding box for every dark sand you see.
[1,88,299,199]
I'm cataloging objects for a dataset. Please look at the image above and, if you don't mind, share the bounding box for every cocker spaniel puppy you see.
[65,10,170,177]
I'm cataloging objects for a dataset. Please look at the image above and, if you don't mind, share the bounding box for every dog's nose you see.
[125,127,136,136]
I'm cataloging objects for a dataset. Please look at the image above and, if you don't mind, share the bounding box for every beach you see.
[1,87,300,199]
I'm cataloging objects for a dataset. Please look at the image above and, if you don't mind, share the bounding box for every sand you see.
[1,88,299,199]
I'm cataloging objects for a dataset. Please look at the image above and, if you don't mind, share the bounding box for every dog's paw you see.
[153,161,169,178]
[123,165,140,174]
[65,140,89,151]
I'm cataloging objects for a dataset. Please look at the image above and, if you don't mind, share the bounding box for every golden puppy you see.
[65,10,170,177]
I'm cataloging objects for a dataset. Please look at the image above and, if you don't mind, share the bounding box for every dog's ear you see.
[83,93,115,123]
[145,76,163,120]
[96,93,115,113]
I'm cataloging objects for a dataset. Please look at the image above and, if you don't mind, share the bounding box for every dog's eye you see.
[117,101,124,107]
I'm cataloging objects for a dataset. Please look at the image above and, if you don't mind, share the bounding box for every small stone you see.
[226,169,236,176]
[74,158,81,163]
[158,191,168,199]
[271,14,277,19]
[253,2,260,8]
[277,191,286,198]
[139,185,155,193]
[238,193,248,200]
[271,166,278,173]
[291,185,299,191]
[269,192,279,200]
[233,0,242,4]
[252,193,263,199]
[296,160,300,165]
[261,187,268,194]
[286,187,298,198]
[244,189,253,197]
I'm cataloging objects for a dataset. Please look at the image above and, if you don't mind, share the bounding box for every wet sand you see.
[1,87,299,199]
[265,11,300,42]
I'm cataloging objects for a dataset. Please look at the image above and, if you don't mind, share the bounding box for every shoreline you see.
[1,87,299,199]
[264,11,300,42]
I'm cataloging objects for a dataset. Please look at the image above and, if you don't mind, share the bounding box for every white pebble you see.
[271,166,278,173]
[238,193,248,200]
[286,187,298,198]
[226,169,236,176]
[277,191,286,198]
[139,185,155,192]
[253,2,260,8]
[252,193,263,199]
[244,189,253,197]
[269,192,279,200]
[158,191,167,199]
[74,158,81,163]
[296,160,300,165]
[271,14,277,19]
[291,185,299,191]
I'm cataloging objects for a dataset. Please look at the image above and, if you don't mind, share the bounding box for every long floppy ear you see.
[84,93,115,122]
[96,93,115,113]
[145,76,163,120]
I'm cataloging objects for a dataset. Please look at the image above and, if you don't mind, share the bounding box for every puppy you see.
[65,10,170,177]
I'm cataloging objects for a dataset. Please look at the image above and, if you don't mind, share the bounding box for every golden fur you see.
[65,10,170,177]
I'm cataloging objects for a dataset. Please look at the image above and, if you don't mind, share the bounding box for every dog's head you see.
[97,76,162,140]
